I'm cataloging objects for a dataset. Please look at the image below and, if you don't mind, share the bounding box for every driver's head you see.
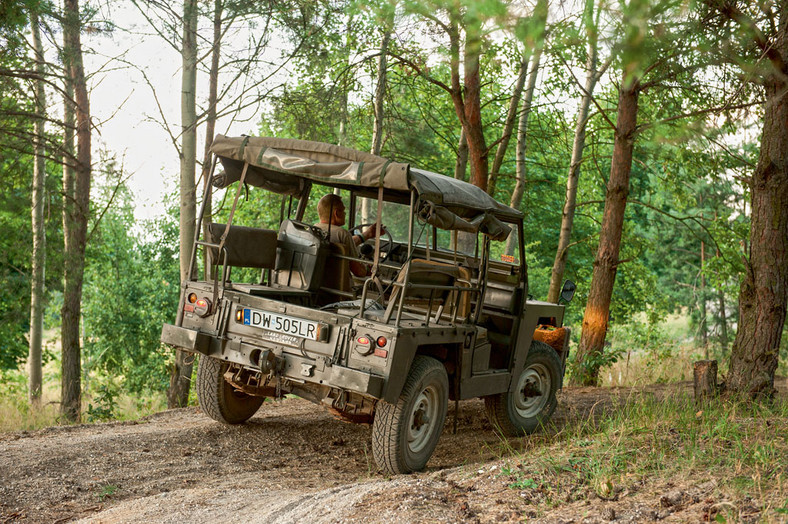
[317,194,345,226]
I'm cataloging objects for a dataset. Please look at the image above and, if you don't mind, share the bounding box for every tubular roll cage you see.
[178,158,527,328]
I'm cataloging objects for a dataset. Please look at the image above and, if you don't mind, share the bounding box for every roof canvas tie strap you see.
[212,161,250,307]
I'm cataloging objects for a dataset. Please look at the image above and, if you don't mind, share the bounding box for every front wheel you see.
[195,356,264,424]
[372,356,449,475]
[484,341,562,437]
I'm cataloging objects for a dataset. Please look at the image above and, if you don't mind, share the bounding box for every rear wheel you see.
[372,356,449,475]
[196,356,264,424]
[485,341,562,437]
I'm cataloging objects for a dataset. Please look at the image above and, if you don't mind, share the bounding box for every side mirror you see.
[559,280,576,304]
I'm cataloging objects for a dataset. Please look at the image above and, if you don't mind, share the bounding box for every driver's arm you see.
[355,224,387,245]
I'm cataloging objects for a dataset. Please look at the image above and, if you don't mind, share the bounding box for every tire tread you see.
[372,356,448,475]
[484,341,562,437]
[196,356,263,425]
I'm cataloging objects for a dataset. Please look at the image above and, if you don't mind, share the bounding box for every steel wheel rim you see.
[514,363,550,419]
[407,385,439,454]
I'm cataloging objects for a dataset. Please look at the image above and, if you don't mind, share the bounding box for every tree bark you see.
[446,17,488,192]
[700,238,708,355]
[487,52,529,197]
[362,20,392,224]
[462,45,488,191]
[200,0,222,279]
[727,5,788,397]
[169,0,199,408]
[28,9,47,404]
[716,244,729,352]
[570,72,639,387]
[505,48,542,256]
[61,0,92,422]
[693,360,718,401]
[453,127,468,181]
[547,0,601,303]
[508,48,542,212]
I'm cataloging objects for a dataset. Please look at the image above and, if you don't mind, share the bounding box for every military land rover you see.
[161,136,576,475]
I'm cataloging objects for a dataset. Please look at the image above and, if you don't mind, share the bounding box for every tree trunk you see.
[505,48,542,256]
[200,0,222,279]
[463,53,488,191]
[700,238,708,356]
[453,128,468,181]
[363,21,392,223]
[370,30,389,156]
[488,0,547,197]
[61,0,92,422]
[716,244,729,352]
[445,18,488,192]
[487,52,529,197]
[547,0,601,303]
[693,360,718,400]
[28,9,47,404]
[508,48,542,212]
[338,15,354,147]
[727,7,788,396]
[570,73,639,387]
[169,0,199,408]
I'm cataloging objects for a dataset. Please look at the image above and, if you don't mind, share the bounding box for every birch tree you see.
[167,0,198,408]
[547,0,609,303]
[487,0,548,198]
[28,7,47,403]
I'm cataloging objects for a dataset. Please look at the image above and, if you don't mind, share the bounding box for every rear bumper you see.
[160,323,384,398]
[161,324,212,355]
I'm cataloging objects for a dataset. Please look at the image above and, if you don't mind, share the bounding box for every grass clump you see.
[497,391,788,519]
[0,365,167,433]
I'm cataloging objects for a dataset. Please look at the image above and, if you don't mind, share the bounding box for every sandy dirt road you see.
[0,381,784,523]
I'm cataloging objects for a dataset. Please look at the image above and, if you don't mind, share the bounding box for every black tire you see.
[195,356,264,424]
[484,341,562,437]
[372,356,449,475]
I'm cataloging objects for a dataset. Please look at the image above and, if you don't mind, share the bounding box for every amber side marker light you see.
[187,293,198,303]
[236,309,244,322]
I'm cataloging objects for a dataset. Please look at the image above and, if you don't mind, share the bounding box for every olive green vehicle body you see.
[161,136,573,471]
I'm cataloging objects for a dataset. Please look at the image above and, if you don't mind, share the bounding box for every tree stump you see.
[693,360,718,400]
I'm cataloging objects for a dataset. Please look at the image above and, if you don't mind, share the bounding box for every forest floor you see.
[0,379,786,524]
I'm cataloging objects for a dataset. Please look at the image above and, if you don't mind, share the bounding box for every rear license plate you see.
[241,308,326,341]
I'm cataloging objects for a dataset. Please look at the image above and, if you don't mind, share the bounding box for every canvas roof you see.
[210,135,522,239]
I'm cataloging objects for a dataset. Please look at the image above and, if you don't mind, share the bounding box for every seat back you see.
[317,242,354,304]
[273,220,329,291]
[206,223,278,268]
[384,258,472,322]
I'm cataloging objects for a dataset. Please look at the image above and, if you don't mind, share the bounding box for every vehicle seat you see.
[318,242,355,305]
[273,220,329,291]
[383,258,472,323]
[206,223,278,268]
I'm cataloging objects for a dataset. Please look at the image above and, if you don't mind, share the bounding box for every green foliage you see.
[81,173,180,395]
[85,380,120,422]
[97,484,118,501]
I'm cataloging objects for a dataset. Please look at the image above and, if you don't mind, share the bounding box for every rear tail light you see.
[193,297,211,317]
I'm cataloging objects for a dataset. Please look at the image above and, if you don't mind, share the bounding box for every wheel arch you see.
[381,342,460,403]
